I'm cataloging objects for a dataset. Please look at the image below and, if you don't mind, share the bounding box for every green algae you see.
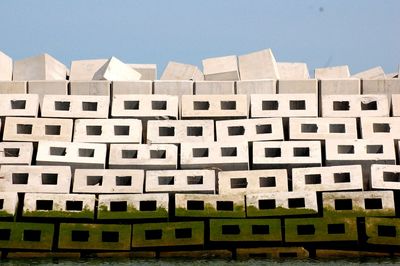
[0,210,14,218]
[365,217,400,245]
[23,208,94,219]
[323,206,396,218]
[246,205,317,217]
[175,203,245,218]
[97,204,168,219]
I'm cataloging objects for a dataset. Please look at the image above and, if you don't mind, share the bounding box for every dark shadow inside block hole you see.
[102,231,119,242]
[110,201,127,212]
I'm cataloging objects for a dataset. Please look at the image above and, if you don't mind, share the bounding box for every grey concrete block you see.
[130,64,157,80]
[277,62,309,80]
[314,65,350,79]
[278,79,317,94]
[0,81,27,94]
[320,79,360,95]
[194,81,234,95]
[0,94,39,117]
[112,81,152,95]
[160,61,203,81]
[371,164,400,190]
[203,55,239,81]
[238,49,279,80]
[70,81,110,95]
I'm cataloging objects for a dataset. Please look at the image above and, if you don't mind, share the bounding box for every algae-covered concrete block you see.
[371,164,400,190]
[161,61,203,80]
[93,57,141,81]
[69,59,107,81]
[0,81,27,94]
[0,192,18,218]
[112,81,152,95]
[194,81,234,94]
[70,81,110,95]
[365,217,400,246]
[130,63,157,80]
[277,62,309,80]
[0,94,39,117]
[203,55,239,81]
[0,142,33,166]
[238,49,279,80]
[160,250,232,259]
[278,79,317,94]
[0,51,13,81]
[236,247,309,259]
[315,249,390,258]
[314,65,350,79]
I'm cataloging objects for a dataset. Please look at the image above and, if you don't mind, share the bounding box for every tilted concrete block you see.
[28,81,68,106]
[216,118,284,142]
[289,117,358,140]
[180,141,248,171]
[13,53,67,81]
[72,169,144,194]
[321,94,389,117]
[69,59,107,80]
[391,94,400,116]
[3,117,73,142]
[365,217,400,246]
[93,57,141,81]
[73,119,142,143]
[238,49,279,80]
[181,94,247,119]
[112,81,152,95]
[36,141,107,170]
[353,66,385,79]
[202,55,239,81]
[146,120,214,144]
[0,165,71,193]
[41,95,110,118]
[360,117,400,140]
[109,143,177,170]
[278,79,317,94]
[160,61,203,80]
[0,94,39,117]
[70,81,110,95]
[0,142,33,165]
[0,51,12,81]
[0,192,18,218]
[236,247,309,260]
[371,164,400,190]
[277,62,309,80]
[145,169,215,193]
[320,79,360,95]
[130,63,157,80]
[194,81,234,94]
[0,81,27,94]
[314,65,350,79]
[218,169,288,195]
[251,94,318,118]
[292,165,363,192]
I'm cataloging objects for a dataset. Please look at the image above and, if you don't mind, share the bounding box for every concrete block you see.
[321,94,389,117]
[72,169,144,194]
[111,94,178,119]
[36,141,107,170]
[353,66,386,79]
[252,141,321,169]
[246,191,318,217]
[285,217,357,242]
[209,218,281,242]
[236,79,276,101]
[194,81,234,94]
[0,165,71,193]
[181,94,248,119]
[73,119,142,143]
[146,120,214,144]
[6,252,80,259]
[0,192,18,218]
[112,81,152,95]
[251,94,318,118]
[289,117,358,140]
[278,79,317,94]
[97,193,168,220]
[160,250,232,259]
[292,165,363,192]
[0,51,13,81]
[23,193,95,219]
[109,143,177,170]
[315,249,390,258]
[58,223,131,250]
[322,190,395,217]
[160,61,203,80]
[3,117,73,142]
[41,95,110,118]
[0,94,39,117]
[314,65,350,79]
[0,222,54,250]
[93,57,141,81]
[70,81,110,95]
[93,251,156,258]
[202,55,239,81]
[216,118,284,142]
[180,141,248,171]
[145,169,215,193]
[236,247,309,259]
[371,164,400,190]
[363,79,400,107]
[153,80,193,101]
[238,49,279,80]
[277,62,309,80]
[391,94,400,116]
[360,117,400,140]
[0,142,33,165]
[365,217,400,246]
[0,81,27,94]
[132,221,204,247]
[69,59,107,80]
[28,81,68,106]
[320,79,360,95]
[13,53,67,81]
[175,194,245,218]
[130,63,157,80]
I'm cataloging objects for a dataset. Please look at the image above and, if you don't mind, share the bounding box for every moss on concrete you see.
[97,204,168,219]
[23,208,94,219]
[175,203,245,218]
[246,205,317,217]
[323,206,395,218]
[365,217,400,245]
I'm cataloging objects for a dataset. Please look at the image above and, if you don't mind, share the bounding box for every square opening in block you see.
[301,124,318,133]
[305,174,321,184]
[66,201,83,211]
[378,225,396,237]
[192,148,208,157]
[193,101,210,110]
[230,178,247,189]
[124,100,139,110]
[259,176,276,187]
[252,225,270,235]
[264,148,281,158]
[55,101,70,111]
[256,124,272,134]
[366,145,383,154]
[140,201,157,211]
[41,173,58,185]
[82,102,98,111]
[152,101,167,110]
[150,150,166,159]
[373,123,390,133]
[12,173,29,184]
[159,127,175,137]
[50,147,66,156]
[79,148,95,157]
[72,230,89,242]
[36,200,53,211]
[116,176,132,186]
[110,201,127,212]
[175,228,192,239]
[17,124,32,134]
[327,224,345,234]
[333,101,350,111]
[329,124,346,133]
[290,100,306,110]
[187,200,204,210]
[0,229,10,240]
[262,100,278,110]
[4,148,20,157]
[337,145,354,154]
[222,225,240,235]
[259,199,276,210]
[114,125,130,136]
[87,176,103,186]
[45,125,61,135]
[383,172,400,182]
[187,175,203,185]
[102,231,119,242]
[228,126,245,136]
[221,147,237,157]
[23,230,41,242]
[334,172,351,183]
[220,101,236,110]
[86,125,102,136]
[293,147,310,157]
[297,224,315,235]
[122,149,138,159]
[216,201,234,211]
[187,126,203,136]
[158,176,174,185]
[334,199,353,210]
[11,100,26,109]
[288,198,305,208]
[145,229,162,240]
[364,198,383,209]
[361,100,377,110]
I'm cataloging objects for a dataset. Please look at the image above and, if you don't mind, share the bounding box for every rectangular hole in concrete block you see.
[222,225,240,235]
[150,150,166,159]
[159,127,175,137]
[11,100,26,109]
[367,145,383,154]
[259,199,276,210]
[248,253,272,259]
[187,175,203,185]
[327,224,345,234]
[87,176,103,186]
[221,147,237,157]
[378,225,397,237]
[12,173,29,184]
[122,150,138,159]
[152,101,167,110]
[140,201,157,211]
[329,124,346,133]
[175,228,192,239]
[373,123,390,133]
[264,148,281,157]
[262,100,278,110]
[187,200,204,210]
[72,230,89,242]
[297,225,315,235]
[361,101,377,110]
[102,231,119,242]
[124,101,139,110]
[288,198,305,208]
[36,200,53,211]
[293,147,310,157]
[82,102,98,111]
[23,230,41,242]
[192,148,208,158]
[193,101,210,110]
[230,178,248,189]
[0,199,3,210]
[259,176,276,187]
[333,101,350,111]
[216,201,233,211]
[187,126,203,136]
[55,101,70,111]
[228,126,245,136]
[383,172,400,182]
[66,201,83,211]
[252,225,270,235]
[301,124,318,133]
[289,100,306,110]
[114,125,130,136]
[305,174,321,184]
[41,173,58,185]
[334,199,353,210]
[79,148,95,157]
[86,125,102,136]
[158,176,174,185]
[334,173,351,183]
[45,125,61,135]
[145,229,162,240]
[0,229,10,240]
[110,201,127,212]
[116,176,132,186]
[4,148,20,157]
[220,101,236,110]
[279,253,298,258]
[337,145,354,154]
[50,147,66,156]
[256,124,272,134]
[364,198,383,209]
[17,124,32,134]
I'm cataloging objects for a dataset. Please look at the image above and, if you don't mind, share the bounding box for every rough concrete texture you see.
[360,117,400,139]
[161,61,203,81]
[194,81,234,94]
[93,57,141,81]
[320,79,360,95]
[0,51,13,81]
[370,164,400,190]
[236,247,309,259]
[238,49,279,80]
[277,62,309,80]
[202,55,239,81]
[130,64,157,80]
[69,59,107,80]
[278,79,317,94]
[0,94,39,117]
[314,65,350,79]
[0,142,34,166]
[365,217,400,245]
[70,81,110,95]
[353,66,385,79]
[0,81,27,94]
[113,81,152,95]
[0,192,18,217]
[363,79,400,108]
[391,94,400,116]
[153,80,193,104]
[236,80,276,102]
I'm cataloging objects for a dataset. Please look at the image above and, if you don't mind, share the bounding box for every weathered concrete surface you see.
[277,62,309,80]
[202,55,239,81]
[238,49,279,80]
[161,61,203,80]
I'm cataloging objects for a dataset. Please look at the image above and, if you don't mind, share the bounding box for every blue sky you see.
[0,0,399,77]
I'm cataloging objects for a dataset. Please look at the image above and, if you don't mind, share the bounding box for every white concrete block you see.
[112,81,152,95]
[0,81,27,94]
[353,66,385,79]
[154,80,193,96]
[145,169,215,193]
[70,81,110,95]
[73,119,142,144]
[0,192,18,217]
[180,141,248,171]
[109,143,177,170]
[93,57,141,81]
[72,169,144,194]
[28,80,68,96]
[146,120,214,144]
[202,55,239,81]
[277,79,317,94]
[238,49,279,80]
[194,81,234,94]
[216,118,284,142]
[0,165,71,193]
[320,79,360,95]
[251,94,318,118]
[360,117,400,140]
[371,164,400,190]
[41,95,110,118]
[391,94,400,116]
[292,165,363,192]
[277,62,309,80]
[314,65,350,79]
[0,51,12,81]
[69,59,108,81]
[218,169,288,195]
[0,142,33,165]
[362,79,400,106]
[0,94,39,117]
[36,141,107,170]
[236,79,276,96]
[130,63,157,80]
[160,61,203,81]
